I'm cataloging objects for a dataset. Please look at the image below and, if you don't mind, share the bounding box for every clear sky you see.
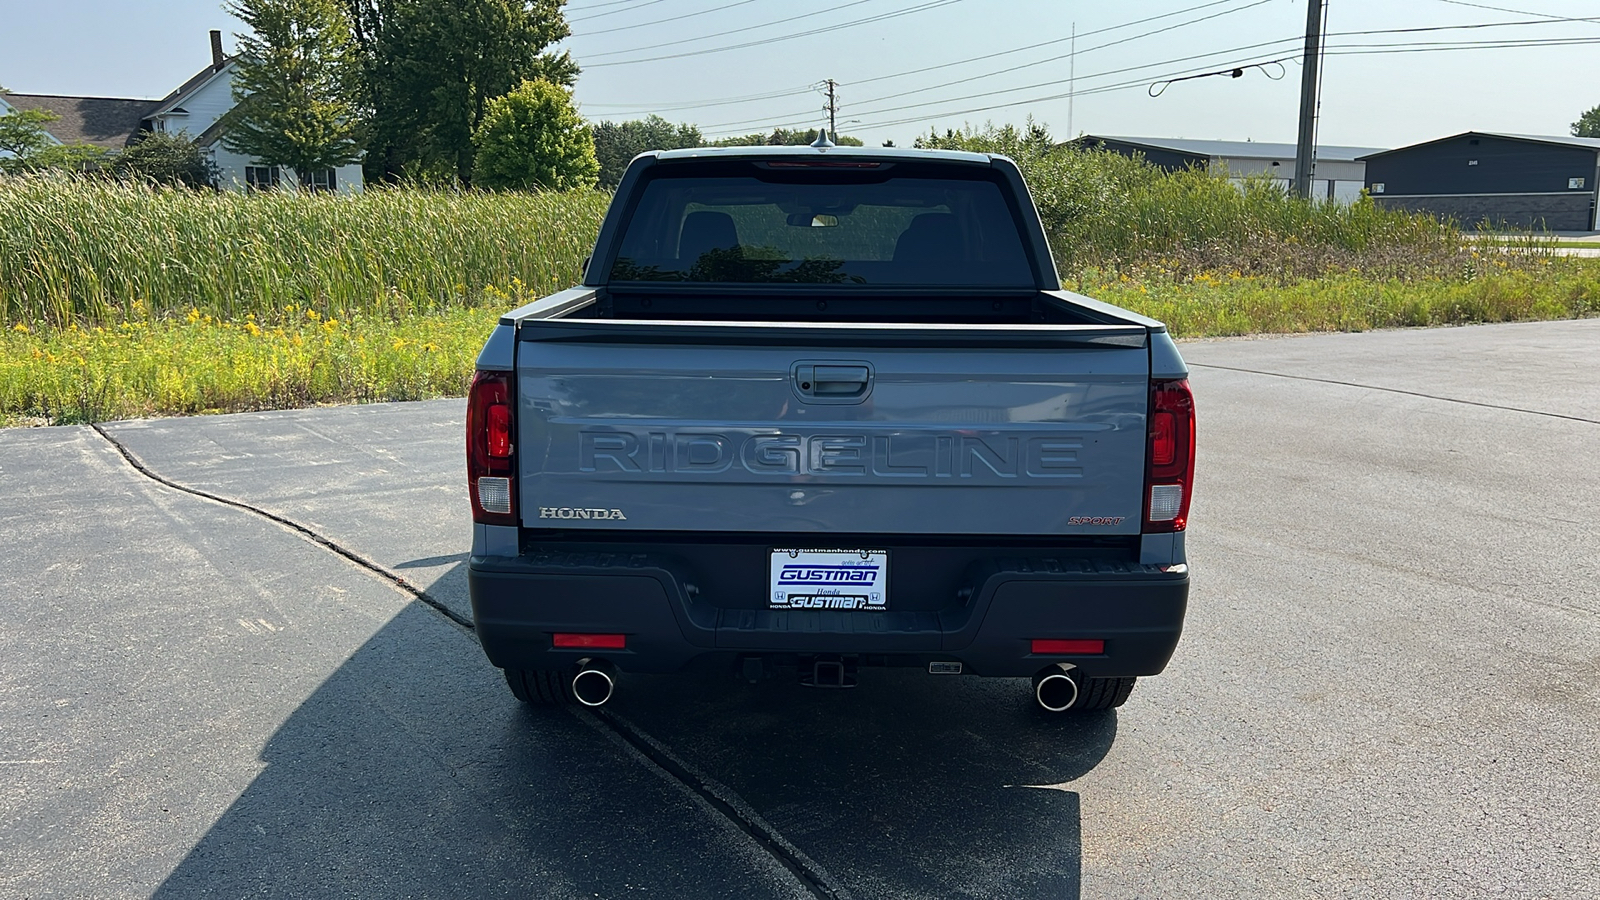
[3,0,1599,151]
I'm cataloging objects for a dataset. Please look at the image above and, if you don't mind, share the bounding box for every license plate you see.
[769,548,888,611]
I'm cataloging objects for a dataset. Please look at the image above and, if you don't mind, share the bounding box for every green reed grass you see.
[2,168,1596,425]
[0,174,608,326]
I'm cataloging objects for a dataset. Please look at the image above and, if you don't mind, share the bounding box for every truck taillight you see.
[1143,378,1195,533]
[467,370,516,526]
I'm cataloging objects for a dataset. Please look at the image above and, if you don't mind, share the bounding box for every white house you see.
[3,30,363,193]
[147,30,364,193]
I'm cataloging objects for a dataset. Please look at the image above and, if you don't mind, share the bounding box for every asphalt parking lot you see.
[2,318,1597,899]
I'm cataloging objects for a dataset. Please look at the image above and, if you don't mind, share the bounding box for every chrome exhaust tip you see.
[572,660,617,707]
[1033,663,1080,713]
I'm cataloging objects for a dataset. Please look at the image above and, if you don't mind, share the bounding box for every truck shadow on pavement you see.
[610,667,1117,899]
[152,565,1116,900]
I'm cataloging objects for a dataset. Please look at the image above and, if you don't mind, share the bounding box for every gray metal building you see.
[1071,135,1385,202]
[1360,132,1600,231]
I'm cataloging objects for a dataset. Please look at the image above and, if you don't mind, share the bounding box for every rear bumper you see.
[469,539,1188,679]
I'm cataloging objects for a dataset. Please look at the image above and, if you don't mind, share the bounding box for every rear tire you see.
[1072,676,1136,711]
[504,668,576,706]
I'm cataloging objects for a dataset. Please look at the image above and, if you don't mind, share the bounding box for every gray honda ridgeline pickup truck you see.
[466,141,1195,714]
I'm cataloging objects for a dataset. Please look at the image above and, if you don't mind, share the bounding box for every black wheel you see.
[503,668,576,706]
[1072,676,1136,711]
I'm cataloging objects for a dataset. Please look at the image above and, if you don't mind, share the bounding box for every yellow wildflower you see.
[245,322,261,336]
[187,307,201,323]
[12,323,28,333]
[306,309,321,321]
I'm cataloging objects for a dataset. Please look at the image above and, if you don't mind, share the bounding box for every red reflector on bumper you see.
[553,633,627,649]
[1031,639,1105,655]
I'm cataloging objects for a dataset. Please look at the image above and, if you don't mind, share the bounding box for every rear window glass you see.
[608,173,1033,287]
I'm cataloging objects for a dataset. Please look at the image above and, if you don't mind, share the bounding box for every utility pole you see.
[1067,23,1076,138]
[1292,0,1325,198]
[823,79,838,138]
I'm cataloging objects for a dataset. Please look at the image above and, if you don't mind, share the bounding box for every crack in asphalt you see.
[585,709,853,900]
[1187,363,1600,426]
[89,422,844,900]
[90,423,476,632]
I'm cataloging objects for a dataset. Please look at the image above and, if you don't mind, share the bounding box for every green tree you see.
[1572,104,1600,138]
[592,116,700,187]
[471,79,597,191]
[116,131,217,187]
[710,127,863,148]
[0,89,62,168]
[220,0,366,187]
[20,143,111,174]
[373,0,576,185]
[913,119,1055,156]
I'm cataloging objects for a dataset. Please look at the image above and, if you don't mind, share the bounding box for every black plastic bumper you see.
[469,541,1188,679]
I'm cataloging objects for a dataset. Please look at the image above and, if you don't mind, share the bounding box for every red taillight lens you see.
[1150,411,1176,467]
[1143,378,1195,534]
[552,633,627,649]
[1031,639,1105,655]
[467,370,516,526]
[487,404,511,459]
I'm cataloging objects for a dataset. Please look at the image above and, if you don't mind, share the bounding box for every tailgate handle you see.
[812,365,869,393]
[794,363,873,402]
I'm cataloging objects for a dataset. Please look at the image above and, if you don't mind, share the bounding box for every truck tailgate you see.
[515,322,1150,536]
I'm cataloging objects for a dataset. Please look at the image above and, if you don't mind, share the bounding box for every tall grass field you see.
[3,156,1598,425]
[0,177,608,326]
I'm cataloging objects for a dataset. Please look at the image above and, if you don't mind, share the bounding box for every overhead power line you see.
[567,0,654,11]
[579,0,879,59]
[582,0,966,68]
[1327,34,1600,53]
[1431,0,1600,21]
[847,32,1600,133]
[568,0,670,24]
[844,0,1276,113]
[582,85,818,115]
[583,0,1254,121]
[681,8,1600,139]
[693,0,1285,133]
[696,34,1312,135]
[840,35,1306,123]
[576,0,765,37]
[702,26,1600,138]
[847,0,1258,89]
[833,16,1600,125]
